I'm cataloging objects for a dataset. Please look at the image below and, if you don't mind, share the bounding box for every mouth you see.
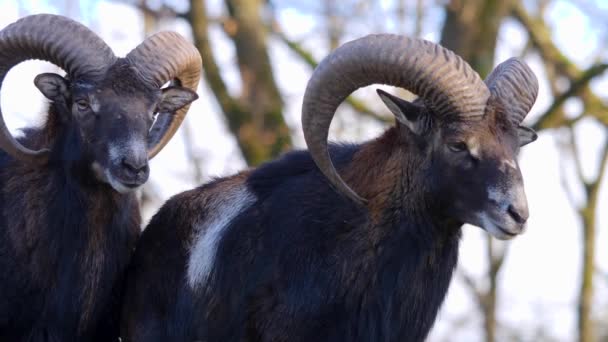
[107,174,145,194]
[476,212,524,241]
[92,162,145,194]
[494,224,518,238]
[115,179,143,189]
[117,181,143,190]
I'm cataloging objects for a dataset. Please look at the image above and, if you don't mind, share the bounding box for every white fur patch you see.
[476,212,516,241]
[105,168,135,194]
[90,95,101,113]
[510,183,528,215]
[481,182,529,239]
[487,186,508,210]
[467,137,480,157]
[94,137,147,193]
[488,182,527,212]
[186,186,256,289]
[108,137,147,165]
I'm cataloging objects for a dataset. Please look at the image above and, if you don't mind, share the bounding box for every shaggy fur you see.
[122,127,464,342]
[0,99,141,341]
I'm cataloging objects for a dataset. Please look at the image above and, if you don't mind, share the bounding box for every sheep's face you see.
[429,115,536,240]
[378,90,537,240]
[34,65,197,193]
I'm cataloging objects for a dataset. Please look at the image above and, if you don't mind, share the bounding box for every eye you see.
[75,100,90,111]
[447,141,468,153]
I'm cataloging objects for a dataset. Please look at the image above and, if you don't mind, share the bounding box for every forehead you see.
[88,89,154,115]
[444,108,513,137]
[443,112,517,150]
[82,63,159,113]
[94,60,158,98]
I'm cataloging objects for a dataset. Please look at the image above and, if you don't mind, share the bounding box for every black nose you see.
[508,204,528,224]
[121,157,149,176]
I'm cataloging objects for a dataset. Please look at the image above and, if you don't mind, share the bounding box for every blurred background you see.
[0,0,607,341]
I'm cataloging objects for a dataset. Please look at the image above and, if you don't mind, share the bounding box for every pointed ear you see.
[376,89,425,135]
[158,86,199,113]
[517,126,537,147]
[34,73,70,101]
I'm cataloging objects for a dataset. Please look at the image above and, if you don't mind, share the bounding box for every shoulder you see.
[247,144,360,193]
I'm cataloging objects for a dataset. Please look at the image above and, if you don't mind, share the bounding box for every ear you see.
[158,86,199,113]
[376,89,425,135]
[517,126,537,147]
[34,73,70,101]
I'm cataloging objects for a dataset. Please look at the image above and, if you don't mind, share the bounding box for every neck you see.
[342,127,427,219]
[341,127,461,243]
[336,128,461,340]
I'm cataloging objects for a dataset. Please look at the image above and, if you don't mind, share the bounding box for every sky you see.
[0,0,606,341]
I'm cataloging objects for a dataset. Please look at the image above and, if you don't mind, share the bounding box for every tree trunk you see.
[483,238,507,342]
[440,0,511,77]
[224,0,291,165]
[577,164,605,342]
[578,207,595,342]
[440,1,511,341]
[188,0,291,166]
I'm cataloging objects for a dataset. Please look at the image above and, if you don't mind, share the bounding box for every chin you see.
[105,174,141,194]
[483,222,518,240]
[473,212,523,241]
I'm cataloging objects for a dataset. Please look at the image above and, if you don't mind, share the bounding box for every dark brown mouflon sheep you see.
[123,34,538,342]
[0,14,201,341]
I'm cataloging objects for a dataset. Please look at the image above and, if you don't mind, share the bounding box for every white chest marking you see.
[186,186,256,289]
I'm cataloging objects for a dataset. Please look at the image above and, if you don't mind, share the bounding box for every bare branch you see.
[533,63,608,131]
[587,128,608,205]
[458,268,486,311]
[269,25,393,124]
[570,128,591,194]
[181,121,206,184]
[188,0,242,119]
[323,1,341,51]
[556,132,583,211]
[489,242,508,276]
[415,0,424,38]
[512,2,608,129]
[127,0,189,21]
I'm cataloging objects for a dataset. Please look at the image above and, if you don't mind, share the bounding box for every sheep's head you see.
[0,14,201,193]
[302,35,539,240]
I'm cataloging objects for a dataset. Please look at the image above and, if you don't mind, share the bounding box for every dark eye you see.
[448,142,468,153]
[75,100,89,111]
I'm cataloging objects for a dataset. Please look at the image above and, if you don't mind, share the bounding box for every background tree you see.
[189,0,291,165]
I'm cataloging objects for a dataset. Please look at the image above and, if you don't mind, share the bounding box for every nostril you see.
[121,157,148,174]
[508,205,527,224]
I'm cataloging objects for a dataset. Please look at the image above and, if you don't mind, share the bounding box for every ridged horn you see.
[302,34,490,205]
[126,32,202,159]
[0,14,116,164]
[485,57,538,126]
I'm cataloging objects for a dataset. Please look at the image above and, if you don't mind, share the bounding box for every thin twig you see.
[270,25,393,124]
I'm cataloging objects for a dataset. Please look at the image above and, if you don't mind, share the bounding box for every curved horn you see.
[0,14,116,164]
[485,57,538,126]
[126,32,202,159]
[302,34,490,205]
